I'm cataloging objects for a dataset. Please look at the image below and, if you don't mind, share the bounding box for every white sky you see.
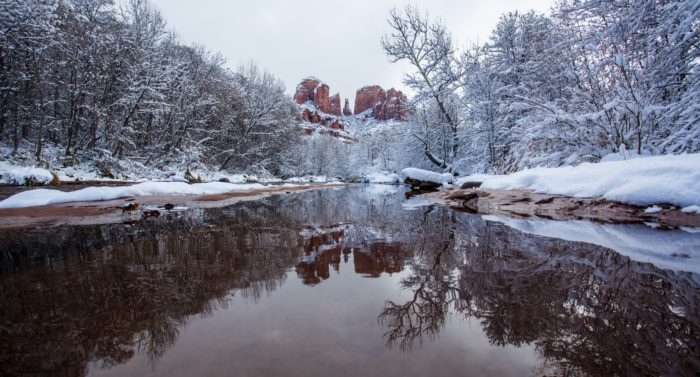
[148,0,554,106]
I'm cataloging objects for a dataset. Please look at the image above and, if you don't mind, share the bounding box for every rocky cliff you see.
[294,78,354,141]
[354,85,407,121]
[293,78,408,142]
[329,94,342,116]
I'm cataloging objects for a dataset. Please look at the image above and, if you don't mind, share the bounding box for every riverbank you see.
[0,183,347,229]
[422,187,700,228]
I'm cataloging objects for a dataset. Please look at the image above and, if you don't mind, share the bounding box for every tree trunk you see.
[35,81,45,161]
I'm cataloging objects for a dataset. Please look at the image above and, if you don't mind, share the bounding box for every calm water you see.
[0,186,698,376]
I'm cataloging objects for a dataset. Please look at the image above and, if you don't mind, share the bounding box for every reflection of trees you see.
[2,187,698,376]
[379,207,462,350]
[0,201,301,376]
[379,213,700,376]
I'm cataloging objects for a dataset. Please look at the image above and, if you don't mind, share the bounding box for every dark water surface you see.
[1,186,698,376]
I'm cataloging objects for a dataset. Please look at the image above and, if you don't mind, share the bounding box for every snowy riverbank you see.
[0,181,345,209]
[457,153,700,213]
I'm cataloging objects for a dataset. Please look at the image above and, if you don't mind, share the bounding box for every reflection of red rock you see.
[295,225,351,285]
[329,94,341,116]
[353,242,408,277]
[295,226,408,285]
[343,98,353,116]
[354,85,407,121]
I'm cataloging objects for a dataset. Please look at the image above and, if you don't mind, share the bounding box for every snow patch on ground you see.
[364,172,401,184]
[682,205,700,214]
[0,182,266,209]
[464,153,700,208]
[400,168,454,185]
[455,174,503,187]
[285,175,340,183]
[483,215,700,274]
[644,205,663,214]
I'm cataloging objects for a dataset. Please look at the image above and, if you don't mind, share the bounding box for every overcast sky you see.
[148,0,553,106]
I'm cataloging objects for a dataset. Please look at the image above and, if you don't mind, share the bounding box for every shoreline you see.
[421,187,700,229]
[0,183,348,229]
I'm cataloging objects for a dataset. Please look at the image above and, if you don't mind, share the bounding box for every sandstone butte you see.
[353,85,408,121]
[294,78,408,122]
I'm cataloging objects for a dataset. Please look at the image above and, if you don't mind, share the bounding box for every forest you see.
[1,0,698,179]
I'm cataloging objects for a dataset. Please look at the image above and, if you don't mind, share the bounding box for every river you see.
[0,185,698,376]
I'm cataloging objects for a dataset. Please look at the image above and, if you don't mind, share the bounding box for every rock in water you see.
[460,181,482,189]
[400,168,455,189]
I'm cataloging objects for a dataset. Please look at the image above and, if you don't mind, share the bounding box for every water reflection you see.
[0,186,698,376]
[380,211,700,375]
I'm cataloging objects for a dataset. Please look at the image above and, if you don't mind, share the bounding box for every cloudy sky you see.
[149,0,553,106]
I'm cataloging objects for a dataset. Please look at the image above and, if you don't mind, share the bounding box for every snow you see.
[400,168,455,185]
[600,145,650,162]
[483,215,700,274]
[455,173,502,187]
[644,205,663,214]
[0,182,266,209]
[682,205,700,214]
[285,175,340,183]
[0,166,54,186]
[466,153,700,208]
[364,172,401,184]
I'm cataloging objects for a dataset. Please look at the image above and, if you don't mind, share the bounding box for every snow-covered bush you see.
[1,167,54,186]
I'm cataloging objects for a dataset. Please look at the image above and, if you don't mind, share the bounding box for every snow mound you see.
[400,168,454,185]
[455,174,502,187]
[0,182,266,209]
[1,166,54,186]
[285,176,340,183]
[476,153,700,208]
[364,172,401,184]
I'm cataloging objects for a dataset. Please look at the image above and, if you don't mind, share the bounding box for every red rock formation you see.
[342,98,352,116]
[354,85,386,115]
[313,84,330,113]
[294,77,321,104]
[381,88,408,120]
[294,87,310,105]
[329,94,341,116]
[353,85,407,121]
